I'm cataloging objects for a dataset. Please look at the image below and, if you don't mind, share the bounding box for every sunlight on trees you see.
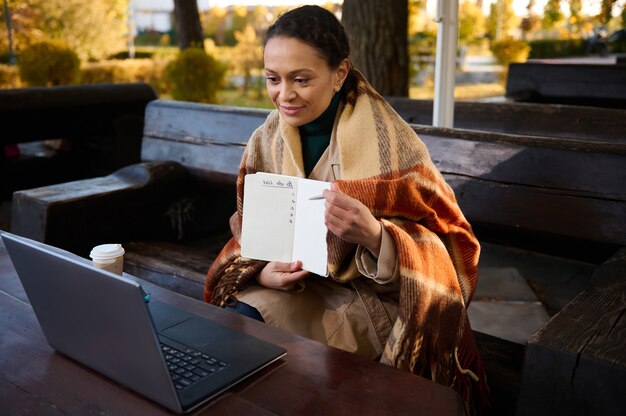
[231,25,263,94]
[459,0,486,45]
[0,0,126,60]
[2,0,626,102]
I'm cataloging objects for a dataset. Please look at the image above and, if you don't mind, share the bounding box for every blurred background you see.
[1,0,625,106]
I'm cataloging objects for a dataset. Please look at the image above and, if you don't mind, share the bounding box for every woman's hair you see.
[265,5,357,93]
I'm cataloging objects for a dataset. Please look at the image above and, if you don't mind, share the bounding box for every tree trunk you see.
[341,0,409,97]
[173,0,204,50]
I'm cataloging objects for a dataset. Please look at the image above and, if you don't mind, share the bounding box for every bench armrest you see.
[517,247,626,415]
[11,161,189,257]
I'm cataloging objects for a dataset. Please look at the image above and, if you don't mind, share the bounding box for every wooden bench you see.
[386,96,626,144]
[10,99,626,414]
[11,101,268,297]
[505,62,626,109]
[0,83,157,200]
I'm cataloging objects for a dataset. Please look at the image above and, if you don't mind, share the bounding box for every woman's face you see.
[264,36,348,127]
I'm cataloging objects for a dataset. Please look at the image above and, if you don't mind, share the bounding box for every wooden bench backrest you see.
[141,100,269,185]
[386,97,626,144]
[140,100,626,253]
[416,126,626,252]
[506,63,626,109]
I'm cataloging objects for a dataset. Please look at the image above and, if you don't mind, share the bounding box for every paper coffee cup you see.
[89,244,125,276]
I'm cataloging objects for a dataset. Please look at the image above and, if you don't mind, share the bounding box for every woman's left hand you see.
[323,183,382,257]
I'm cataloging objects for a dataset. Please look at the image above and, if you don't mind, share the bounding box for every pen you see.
[309,195,325,200]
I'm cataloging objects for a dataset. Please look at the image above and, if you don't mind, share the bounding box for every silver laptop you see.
[1,232,286,413]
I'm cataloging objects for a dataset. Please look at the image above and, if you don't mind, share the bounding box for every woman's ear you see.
[334,59,350,92]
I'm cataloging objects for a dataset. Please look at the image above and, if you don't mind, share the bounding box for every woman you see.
[205,5,488,412]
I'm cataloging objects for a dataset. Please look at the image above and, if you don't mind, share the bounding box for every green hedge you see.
[81,59,169,93]
[610,39,626,53]
[528,39,587,59]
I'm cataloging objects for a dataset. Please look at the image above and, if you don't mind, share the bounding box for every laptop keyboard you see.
[160,341,229,391]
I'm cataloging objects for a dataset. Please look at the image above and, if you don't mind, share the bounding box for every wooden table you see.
[0,240,461,415]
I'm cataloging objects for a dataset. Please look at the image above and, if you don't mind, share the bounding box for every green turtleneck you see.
[299,92,341,177]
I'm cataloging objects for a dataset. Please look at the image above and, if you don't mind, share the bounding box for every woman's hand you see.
[323,183,383,257]
[257,260,309,290]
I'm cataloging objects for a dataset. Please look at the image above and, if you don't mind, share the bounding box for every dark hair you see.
[265,5,357,93]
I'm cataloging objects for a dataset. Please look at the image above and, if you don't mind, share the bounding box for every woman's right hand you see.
[257,261,309,290]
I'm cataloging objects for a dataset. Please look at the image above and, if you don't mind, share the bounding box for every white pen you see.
[308,195,325,200]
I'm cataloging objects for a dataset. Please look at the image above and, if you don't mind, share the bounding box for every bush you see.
[490,38,530,67]
[490,38,530,84]
[0,64,21,88]
[165,47,226,103]
[18,41,80,86]
[81,59,155,84]
[81,59,169,93]
[528,39,587,59]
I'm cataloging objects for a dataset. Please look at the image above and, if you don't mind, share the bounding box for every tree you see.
[231,25,263,93]
[342,0,409,96]
[408,0,429,36]
[1,0,126,60]
[173,0,203,50]
[202,6,228,45]
[568,0,583,36]
[249,5,271,34]
[542,0,563,30]
[486,0,517,41]
[520,0,540,40]
[459,0,486,46]
[599,0,618,25]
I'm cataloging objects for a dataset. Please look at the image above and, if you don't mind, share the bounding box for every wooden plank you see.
[11,162,192,256]
[122,237,232,300]
[417,128,626,247]
[141,136,244,184]
[386,97,626,144]
[447,176,626,246]
[419,131,626,198]
[506,63,626,108]
[143,100,269,146]
[516,250,626,415]
[474,331,525,416]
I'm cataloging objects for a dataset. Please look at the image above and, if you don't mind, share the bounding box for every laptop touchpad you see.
[160,316,236,350]
[149,300,196,331]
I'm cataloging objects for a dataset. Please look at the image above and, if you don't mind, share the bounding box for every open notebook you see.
[241,173,331,276]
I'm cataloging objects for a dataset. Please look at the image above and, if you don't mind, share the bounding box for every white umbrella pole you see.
[433,0,459,128]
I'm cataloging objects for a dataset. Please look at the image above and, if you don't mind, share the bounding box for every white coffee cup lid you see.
[90,243,125,260]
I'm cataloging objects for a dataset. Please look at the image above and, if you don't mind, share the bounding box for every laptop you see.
[1,232,286,413]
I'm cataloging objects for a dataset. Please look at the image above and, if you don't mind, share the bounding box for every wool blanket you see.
[205,71,489,412]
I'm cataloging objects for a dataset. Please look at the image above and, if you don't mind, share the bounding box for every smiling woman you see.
[263,37,348,127]
[203,5,490,413]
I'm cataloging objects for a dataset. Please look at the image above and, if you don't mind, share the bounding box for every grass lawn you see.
[217,82,505,109]
[410,83,505,100]
[218,88,273,109]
